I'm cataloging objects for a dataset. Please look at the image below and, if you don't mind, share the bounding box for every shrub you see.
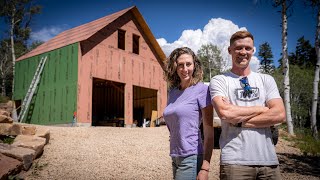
[0,135,15,144]
[0,95,9,103]
[292,128,320,156]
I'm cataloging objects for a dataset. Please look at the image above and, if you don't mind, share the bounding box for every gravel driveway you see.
[23,126,319,180]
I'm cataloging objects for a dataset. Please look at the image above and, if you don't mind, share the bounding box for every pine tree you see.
[258,42,275,74]
[295,36,316,67]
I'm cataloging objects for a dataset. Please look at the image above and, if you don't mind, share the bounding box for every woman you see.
[163,47,214,180]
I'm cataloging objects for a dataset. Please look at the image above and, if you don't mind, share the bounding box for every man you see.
[209,31,286,180]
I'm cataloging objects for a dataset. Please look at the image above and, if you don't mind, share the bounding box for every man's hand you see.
[212,96,268,125]
[242,98,286,128]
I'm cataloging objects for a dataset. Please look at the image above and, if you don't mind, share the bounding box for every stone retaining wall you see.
[0,103,50,179]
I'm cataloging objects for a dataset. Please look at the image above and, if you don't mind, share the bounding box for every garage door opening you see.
[133,86,157,127]
[92,78,124,127]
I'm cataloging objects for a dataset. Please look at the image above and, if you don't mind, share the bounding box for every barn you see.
[13,6,167,127]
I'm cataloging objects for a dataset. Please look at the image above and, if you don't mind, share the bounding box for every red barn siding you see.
[77,20,167,125]
[17,6,167,126]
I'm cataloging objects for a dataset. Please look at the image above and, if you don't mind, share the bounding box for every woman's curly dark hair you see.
[164,47,203,89]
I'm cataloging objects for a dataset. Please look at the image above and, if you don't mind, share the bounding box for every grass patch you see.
[293,128,320,156]
[31,161,48,176]
[282,127,320,156]
[0,95,9,103]
[0,135,15,144]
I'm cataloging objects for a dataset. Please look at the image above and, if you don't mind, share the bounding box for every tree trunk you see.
[10,12,16,99]
[0,58,6,97]
[0,42,9,97]
[282,0,294,135]
[1,85,5,97]
[206,48,212,80]
[311,10,320,140]
[1,73,5,97]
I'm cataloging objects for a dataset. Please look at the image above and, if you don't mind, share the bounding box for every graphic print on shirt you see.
[235,87,260,101]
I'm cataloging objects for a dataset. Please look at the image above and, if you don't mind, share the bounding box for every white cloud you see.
[156,18,260,72]
[30,25,68,42]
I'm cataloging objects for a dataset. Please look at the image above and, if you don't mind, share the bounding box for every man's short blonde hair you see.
[230,31,254,46]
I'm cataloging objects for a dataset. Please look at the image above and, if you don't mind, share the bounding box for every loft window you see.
[118,29,126,50]
[132,34,140,54]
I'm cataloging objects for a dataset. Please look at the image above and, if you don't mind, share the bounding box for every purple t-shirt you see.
[163,82,211,157]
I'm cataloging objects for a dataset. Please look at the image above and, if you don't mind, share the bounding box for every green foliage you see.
[288,36,316,68]
[258,42,275,74]
[292,128,320,156]
[31,161,48,176]
[197,44,224,82]
[0,40,12,97]
[271,68,283,91]
[273,65,314,128]
[29,40,44,51]
[0,95,9,102]
[273,35,317,129]
[0,0,42,97]
[289,65,313,127]
[1,0,42,42]
[14,41,29,59]
[272,65,314,127]
[0,135,15,144]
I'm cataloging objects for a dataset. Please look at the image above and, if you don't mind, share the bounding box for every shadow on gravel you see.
[278,153,320,177]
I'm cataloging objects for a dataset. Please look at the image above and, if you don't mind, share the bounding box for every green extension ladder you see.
[18,56,47,122]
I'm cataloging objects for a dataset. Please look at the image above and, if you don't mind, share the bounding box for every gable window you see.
[132,34,140,55]
[118,29,126,50]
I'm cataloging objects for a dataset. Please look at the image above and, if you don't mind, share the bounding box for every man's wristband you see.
[200,168,210,172]
[236,122,242,127]
[231,122,242,127]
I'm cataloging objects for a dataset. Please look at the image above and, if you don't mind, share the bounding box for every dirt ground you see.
[19,126,320,180]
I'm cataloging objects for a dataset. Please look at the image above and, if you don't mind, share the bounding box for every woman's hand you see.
[197,169,209,180]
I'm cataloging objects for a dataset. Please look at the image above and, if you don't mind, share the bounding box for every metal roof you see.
[17,6,166,63]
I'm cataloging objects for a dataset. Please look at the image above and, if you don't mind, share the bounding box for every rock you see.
[35,128,50,145]
[0,143,35,170]
[22,126,36,135]
[0,110,9,117]
[12,135,46,158]
[0,123,22,136]
[0,101,13,115]
[6,101,14,108]
[0,120,49,178]
[0,115,13,123]
[0,123,11,135]
[0,153,22,180]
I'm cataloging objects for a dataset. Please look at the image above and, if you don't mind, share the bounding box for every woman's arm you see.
[197,105,214,180]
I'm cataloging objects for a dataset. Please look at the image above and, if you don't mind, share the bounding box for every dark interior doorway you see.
[92,78,124,127]
[133,86,157,127]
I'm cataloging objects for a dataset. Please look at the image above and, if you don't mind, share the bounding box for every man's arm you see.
[197,105,214,180]
[212,96,269,125]
[242,98,286,128]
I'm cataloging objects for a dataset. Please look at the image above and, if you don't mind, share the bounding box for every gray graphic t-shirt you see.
[210,71,281,165]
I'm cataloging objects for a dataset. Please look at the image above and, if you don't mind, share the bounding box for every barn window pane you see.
[118,29,126,50]
[133,34,140,54]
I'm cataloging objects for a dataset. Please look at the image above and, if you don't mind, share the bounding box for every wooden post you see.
[150,110,157,127]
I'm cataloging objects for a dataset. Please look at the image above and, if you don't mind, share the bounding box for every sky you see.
[11,0,317,71]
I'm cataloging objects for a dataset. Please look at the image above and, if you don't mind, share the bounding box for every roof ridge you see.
[17,6,135,61]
